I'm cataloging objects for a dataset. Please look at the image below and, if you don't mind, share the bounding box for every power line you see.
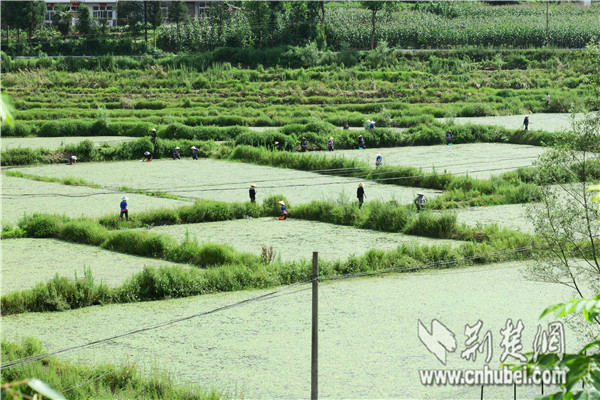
[1,279,311,370]
[1,163,535,199]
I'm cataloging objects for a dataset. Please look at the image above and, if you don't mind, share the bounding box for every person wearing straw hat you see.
[369,120,375,130]
[375,153,383,168]
[273,141,281,151]
[120,196,129,220]
[249,183,257,203]
[142,151,152,162]
[328,137,334,152]
[300,137,307,152]
[445,130,454,145]
[357,183,367,209]
[191,146,199,160]
[414,192,426,212]
[358,135,365,149]
[67,155,77,165]
[343,121,349,130]
[279,200,287,220]
[173,146,181,160]
[150,128,157,144]
[523,115,530,131]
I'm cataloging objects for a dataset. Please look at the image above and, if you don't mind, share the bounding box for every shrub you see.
[19,214,64,238]
[101,230,177,258]
[403,212,457,239]
[262,195,290,217]
[59,219,109,245]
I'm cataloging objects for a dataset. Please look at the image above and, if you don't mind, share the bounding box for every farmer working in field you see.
[300,137,307,152]
[343,122,349,130]
[191,146,199,160]
[357,182,366,209]
[446,130,454,145]
[150,128,157,144]
[328,137,334,151]
[142,151,152,162]
[523,115,530,131]
[173,146,181,159]
[358,135,365,149]
[249,183,257,203]
[375,153,383,168]
[279,201,287,220]
[67,155,77,165]
[120,197,129,220]
[414,192,426,212]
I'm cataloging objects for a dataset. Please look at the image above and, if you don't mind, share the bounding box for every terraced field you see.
[1,136,137,151]
[149,219,462,262]
[2,262,575,399]
[14,159,442,206]
[1,175,188,224]
[1,238,192,293]
[454,204,533,233]
[438,113,582,133]
[319,143,545,179]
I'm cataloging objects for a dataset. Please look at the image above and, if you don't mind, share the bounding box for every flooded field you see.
[1,136,137,151]
[1,175,187,224]
[16,159,441,206]
[438,112,581,133]
[318,143,545,179]
[1,238,191,293]
[454,204,533,233]
[150,219,462,262]
[2,262,575,399]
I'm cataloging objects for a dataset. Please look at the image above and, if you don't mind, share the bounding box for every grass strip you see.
[1,337,224,400]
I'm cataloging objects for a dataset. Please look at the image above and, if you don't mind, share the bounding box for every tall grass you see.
[1,337,223,400]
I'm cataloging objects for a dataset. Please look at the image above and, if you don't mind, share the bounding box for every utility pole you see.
[311,252,319,400]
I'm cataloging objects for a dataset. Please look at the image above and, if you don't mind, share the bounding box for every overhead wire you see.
[1,278,312,370]
[1,162,535,199]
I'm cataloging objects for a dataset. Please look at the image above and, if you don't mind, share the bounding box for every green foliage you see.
[19,213,64,238]
[101,230,177,258]
[1,338,222,399]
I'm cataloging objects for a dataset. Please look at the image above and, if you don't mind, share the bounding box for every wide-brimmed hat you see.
[144,151,150,156]
[152,128,156,132]
[251,183,257,187]
[71,156,77,160]
[329,137,333,140]
[526,115,529,117]
[302,137,306,140]
[417,192,424,196]
[376,153,382,157]
[175,146,180,150]
[274,141,279,145]
[122,196,128,201]
[359,135,363,137]
[191,146,197,150]
[278,201,285,205]
[358,182,364,187]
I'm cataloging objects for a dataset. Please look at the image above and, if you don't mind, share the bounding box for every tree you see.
[244,1,282,48]
[146,1,163,47]
[17,1,45,52]
[208,1,233,46]
[52,5,72,38]
[526,45,600,303]
[361,1,395,50]
[77,5,94,36]
[168,1,188,39]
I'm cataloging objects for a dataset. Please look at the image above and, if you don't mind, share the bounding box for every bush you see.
[59,219,109,245]
[101,230,177,258]
[19,214,64,238]
[262,195,290,217]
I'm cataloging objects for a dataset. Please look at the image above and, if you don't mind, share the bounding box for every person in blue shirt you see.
[523,115,530,131]
[328,137,334,151]
[120,196,129,220]
[375,153,383,168]
[173,147,181,159]
[67,155,77,165]
[279,200,287,220]
[369,120,375,130]
[445,131,454,145]
[358,135,365,149]
[191,146,199,160]
[150,128,157,144]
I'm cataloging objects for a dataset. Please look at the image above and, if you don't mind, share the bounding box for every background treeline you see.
[1,1,599,57]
